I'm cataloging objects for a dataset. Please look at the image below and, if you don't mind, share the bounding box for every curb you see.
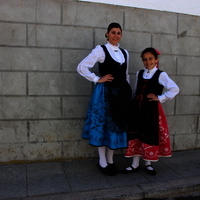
[7,176,200,200]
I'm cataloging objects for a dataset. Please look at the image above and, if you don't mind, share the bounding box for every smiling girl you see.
[121,47,179,175]
[77,22,132,176]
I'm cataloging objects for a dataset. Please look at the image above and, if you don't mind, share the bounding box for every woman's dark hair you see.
[141,47,160,59]
[105,22,122,38]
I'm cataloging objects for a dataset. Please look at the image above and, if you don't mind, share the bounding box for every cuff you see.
[158,95,166,103]
[93,76,100,83]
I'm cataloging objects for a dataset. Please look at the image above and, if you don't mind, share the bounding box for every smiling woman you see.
[77,22,132,176]
[105,26,122,46]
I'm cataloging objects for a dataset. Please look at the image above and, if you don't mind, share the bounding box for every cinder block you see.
[29,72,92,95]
[176,96,200,114]
[62,1,123,27]
[62,96,90,118]
[0,121,28,143]
[62,140,76,159]
[173,134,196,150]
[24,142,62,161]
[90,37,105,52]
[0,0,35,22]
[153,34,178,55]
[125,8,177,34]
[30,0,61,24]
[177,56,200,76]
[0,47,60,71]
[167,115,197,135]
[175,76,199,95]
[169,134,175,150]
[176,37,200,56]
[28,25,93,48]
[62,49,90,71]
[153,34,200,56]
[74,140,98,158]
[178,14,200,37]
[58,119,83,141]
[0,143,28,162]
[118,31,151,52]
[0,72,26,95]
[62,140,98,159]
[29,119,84,142]
[159,55,177,75]
[0,0,61,24]
[0,23,26,46]
[0,97,60,119]
[162,98,176,115]
[196,134,200,148]
[198,117,200,133]
[129,52,142,73]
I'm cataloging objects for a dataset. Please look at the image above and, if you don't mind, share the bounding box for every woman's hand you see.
[97,74,114,83]
[147,93,159,101]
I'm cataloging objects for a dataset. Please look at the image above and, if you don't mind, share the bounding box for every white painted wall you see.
[79,0,200,16]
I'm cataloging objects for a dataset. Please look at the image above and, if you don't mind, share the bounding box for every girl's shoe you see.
[97,163,116,176]
[145,165,156,175]
[120,166,140,174]
[107,163,119,175]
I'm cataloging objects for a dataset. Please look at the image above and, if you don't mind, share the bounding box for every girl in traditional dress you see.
[121,47,179,175]
[77,22,132,176]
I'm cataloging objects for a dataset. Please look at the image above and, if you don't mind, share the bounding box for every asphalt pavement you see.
[0,149,200,200]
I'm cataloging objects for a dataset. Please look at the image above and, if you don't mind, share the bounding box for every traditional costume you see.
[77,42,132,150]
[125,66,179,161]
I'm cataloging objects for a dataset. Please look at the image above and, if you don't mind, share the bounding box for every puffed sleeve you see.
[77,45,105,83]
[158,72,180,103]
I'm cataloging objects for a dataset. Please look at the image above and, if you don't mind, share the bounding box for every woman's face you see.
[106,28,122,46]
[142,52,158,70]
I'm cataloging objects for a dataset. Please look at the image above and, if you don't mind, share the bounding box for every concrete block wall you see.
[0,0,199,163]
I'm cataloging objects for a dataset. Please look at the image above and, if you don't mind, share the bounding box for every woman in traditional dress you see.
[77,22,132,176]
[121,47,179,175]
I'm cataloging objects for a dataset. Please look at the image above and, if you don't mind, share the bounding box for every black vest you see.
[98,45,127,81]
[136,69,164,96]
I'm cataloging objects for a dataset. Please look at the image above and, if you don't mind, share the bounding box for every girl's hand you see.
[97,74,114,83]
[147,93,159,101]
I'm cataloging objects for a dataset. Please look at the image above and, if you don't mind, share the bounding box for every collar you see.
[144,66,157,73]
[106,42,120,51]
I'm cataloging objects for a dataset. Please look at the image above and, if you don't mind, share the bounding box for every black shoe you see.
[120,166,140,174]
[97,163,116,176]
[107,163,119,175]
[145,165,156,175]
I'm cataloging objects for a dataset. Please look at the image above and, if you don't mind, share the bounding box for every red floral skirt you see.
[125,103,172,161]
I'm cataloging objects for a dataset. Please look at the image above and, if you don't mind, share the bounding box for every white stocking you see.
[106,147,114,164]
[132,156,140,168]
[126,156,140,170]
[145,161,154,170]
[98,146,107,167]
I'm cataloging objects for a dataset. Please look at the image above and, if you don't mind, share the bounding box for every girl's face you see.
[106,28,122,46]
[142,52,158,70]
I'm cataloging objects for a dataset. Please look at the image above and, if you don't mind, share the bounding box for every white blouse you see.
[133,66,180,103]
[77,42,130,83]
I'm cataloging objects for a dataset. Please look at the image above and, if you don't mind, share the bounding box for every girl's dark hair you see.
[141,47,160,59]
[105,22,122,38]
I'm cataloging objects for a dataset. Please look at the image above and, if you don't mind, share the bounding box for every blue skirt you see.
[82,82,131,149]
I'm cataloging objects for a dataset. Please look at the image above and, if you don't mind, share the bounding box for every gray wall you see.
[0,0,199,163]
